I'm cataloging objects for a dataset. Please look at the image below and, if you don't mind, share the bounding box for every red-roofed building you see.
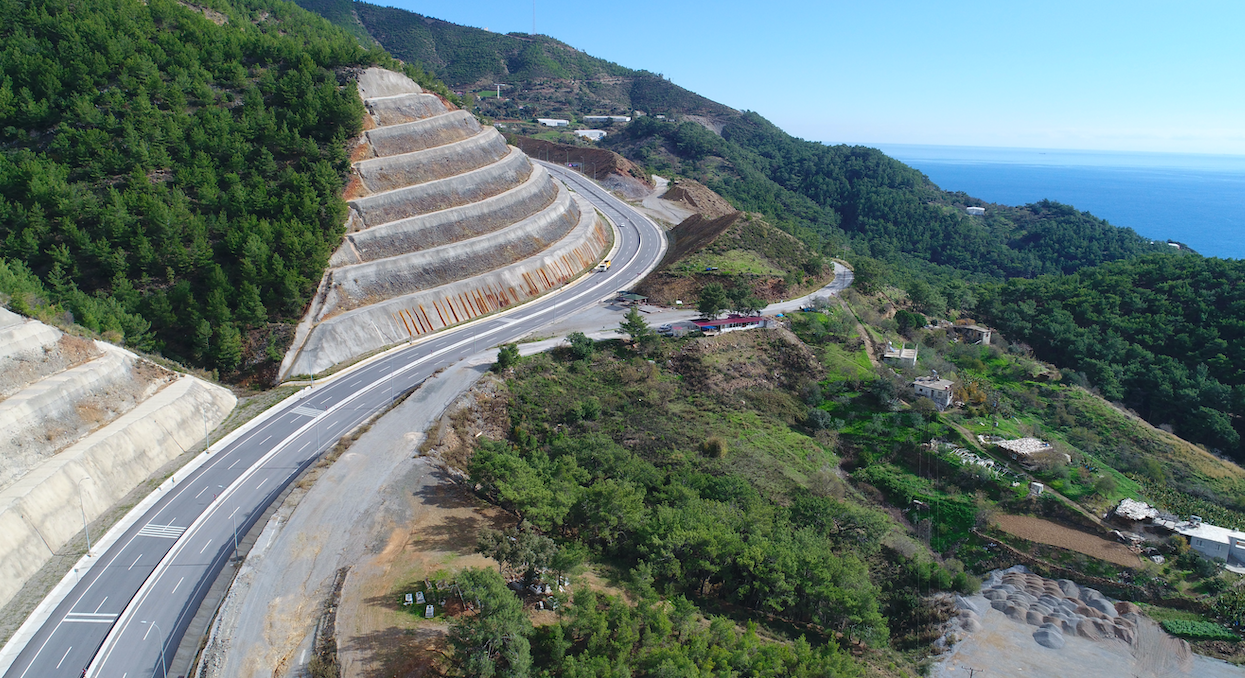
[691,315,773,334]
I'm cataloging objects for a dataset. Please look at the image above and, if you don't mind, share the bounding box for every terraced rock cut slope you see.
[0,308,235,611]
[281,68,610,379]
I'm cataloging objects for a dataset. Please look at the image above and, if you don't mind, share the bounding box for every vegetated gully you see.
[2,161,664,678]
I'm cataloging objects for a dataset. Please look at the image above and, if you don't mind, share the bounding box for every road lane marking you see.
[128,556,141,571]
[229,507,239,519]
[228,459,240,470]
[199,539,212,554]
[93,597,107,613]
[137,523,185,539]
[63,613,117,624]
[256,477,267,489]
[261,435,272,444]
[54,647,71,669]
[142,623,153,641]
[195,486,207,499]
[171,577,184,595]
[83,177,663,677]
[291,405,323,418]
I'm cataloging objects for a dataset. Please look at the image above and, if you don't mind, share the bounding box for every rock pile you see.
[952,566,1143,651]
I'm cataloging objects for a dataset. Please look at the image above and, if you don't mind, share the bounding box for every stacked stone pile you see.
[951,566,1145,651]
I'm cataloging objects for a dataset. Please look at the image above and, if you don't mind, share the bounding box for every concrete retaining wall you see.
[356,67,422,99]
[349,147,532,227]
[0,374,235,610]
[331,165,558,266]
[287,194,609,377]
[355,128,510,194]
[366,93,448,127]
[324,186,580,312]
[365,110,482,158]
[0,350,160,490]
[0,309,60,363]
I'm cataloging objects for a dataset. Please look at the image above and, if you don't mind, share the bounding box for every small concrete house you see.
[965,206,985,216]
[536,118,569,127]
[1176,518,1245,565]
[912,376,954,409]
[883,342,918,367]
[953,324,992,345]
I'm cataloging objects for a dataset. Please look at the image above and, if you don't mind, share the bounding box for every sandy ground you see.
[199,359,496,678]
[993,514,1142,568]
[632,175,695,227]
[934,592,1243,678]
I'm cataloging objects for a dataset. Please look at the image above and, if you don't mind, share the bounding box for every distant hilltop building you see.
[574,129,606,141]
[583,115,632,123]
[537,118,569,127]
[965,206,985,216]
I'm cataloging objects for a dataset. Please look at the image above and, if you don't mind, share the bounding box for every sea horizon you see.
[851,143,1245,260]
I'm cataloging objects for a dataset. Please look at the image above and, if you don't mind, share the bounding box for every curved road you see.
[1,161,665,678]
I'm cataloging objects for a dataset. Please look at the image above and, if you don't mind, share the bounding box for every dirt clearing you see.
[993,514,1141,568]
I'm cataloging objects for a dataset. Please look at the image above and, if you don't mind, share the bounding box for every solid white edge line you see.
[85,306,547,677]
[3,162,664,678]
[0,381,315,676]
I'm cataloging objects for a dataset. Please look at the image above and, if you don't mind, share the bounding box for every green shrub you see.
[1160,619,1238,642]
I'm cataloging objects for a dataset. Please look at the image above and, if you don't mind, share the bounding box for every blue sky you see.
[386,1,1245,155]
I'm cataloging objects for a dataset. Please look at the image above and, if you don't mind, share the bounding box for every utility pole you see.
[964,668,983,678]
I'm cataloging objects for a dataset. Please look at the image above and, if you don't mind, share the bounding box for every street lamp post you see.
[140,620,167,678]
[76,476,94,555]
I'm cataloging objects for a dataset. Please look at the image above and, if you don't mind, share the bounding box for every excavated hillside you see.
[660,179,737,219]
[0,308,234,611]
[280,68,610,379]
[636,208,828,306]
[509,136,653,199]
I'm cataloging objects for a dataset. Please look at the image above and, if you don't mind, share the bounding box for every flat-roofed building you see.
[912,375,954,409]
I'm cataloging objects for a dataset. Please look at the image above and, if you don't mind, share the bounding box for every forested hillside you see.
[611,114,1165,279]
[294,0,739,120]
[0,0,399,377]
[299,1,1167,283]
[978,253,1245,459]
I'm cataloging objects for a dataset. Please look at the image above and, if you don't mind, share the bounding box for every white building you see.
[574,129,606,141]
[536,118,569,127]
[912,376,954,409]
[965,206,985,216]
[1174,518,1245,567]
[583,115,632,124]
[883,342,918,367]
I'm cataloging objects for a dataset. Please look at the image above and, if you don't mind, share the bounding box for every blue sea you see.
[868,144,1245,260]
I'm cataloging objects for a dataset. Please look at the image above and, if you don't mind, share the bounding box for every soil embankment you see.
[509,136,652,198]
[635,210,829,306]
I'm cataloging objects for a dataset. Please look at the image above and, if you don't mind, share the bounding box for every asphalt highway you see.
[1,160,666,678]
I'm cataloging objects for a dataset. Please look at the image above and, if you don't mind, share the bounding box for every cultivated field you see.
[993,514,1141,568]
